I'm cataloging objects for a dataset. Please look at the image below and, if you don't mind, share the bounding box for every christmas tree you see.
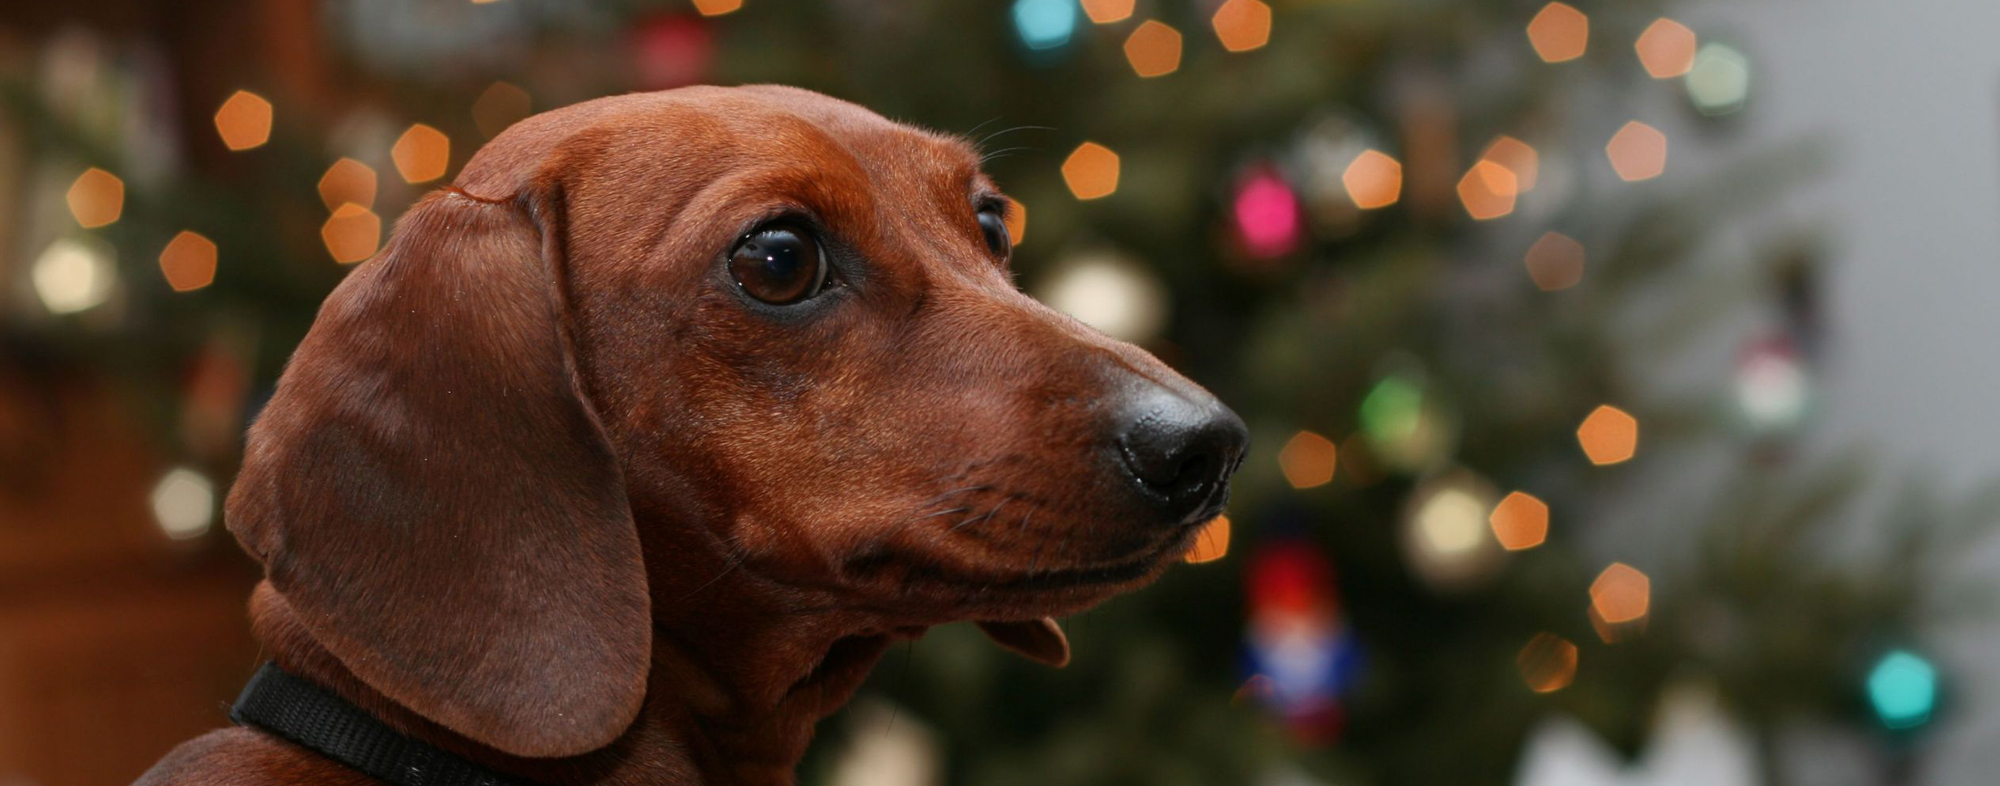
[4,1,1982,784]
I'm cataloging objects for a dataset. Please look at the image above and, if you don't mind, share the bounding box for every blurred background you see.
[1,0,1996,784]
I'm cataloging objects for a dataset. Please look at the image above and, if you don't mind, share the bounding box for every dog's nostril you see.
[1116,390,1250,522]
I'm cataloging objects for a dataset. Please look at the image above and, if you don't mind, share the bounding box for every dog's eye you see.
[730,225,828,305]
[976,207,1012,259]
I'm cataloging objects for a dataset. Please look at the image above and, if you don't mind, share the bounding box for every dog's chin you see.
[922,517,1207,621]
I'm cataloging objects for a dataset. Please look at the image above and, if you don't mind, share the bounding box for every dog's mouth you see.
[842,513,1206,599]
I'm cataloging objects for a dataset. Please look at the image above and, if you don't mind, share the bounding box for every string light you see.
[1589,562,1650,624]
[1035,249,1167,342]
[1278,430,1338,489]
[1606,121,1667,182]
[1867,650,1939,730]
[472,81,533,139]
[1186,514,1231,564]
[66,167,124,228]
[1480,136,1539,192]
[1013,0,1079,51]
[1080,0,1134,24]
[1524,232,1585,291]
[1211,0,1273,53]
[1061,141,1120,200]
[392,124,452,183]
[317,158,378,211]
[1402,471,1504,590]
[1577,404,1639,465]
[32,238,116,315]
[1123,21,1183,78]
[322,204,383,264]
[1517,633,1578,693]
[1526,2,1589,63]
[1233,168,1303,257]
[1341,149,1403,209]
[214,90,273,151]
[151,466,215,540]
[1489,491,1549,550]
[158,231,218,292]
[1635,18,1697,79]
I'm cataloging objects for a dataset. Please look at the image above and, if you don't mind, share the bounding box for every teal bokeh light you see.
[1012,0,1078,50]
[1866,649,1939,730]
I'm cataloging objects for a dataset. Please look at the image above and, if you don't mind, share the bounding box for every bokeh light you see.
[1341,149,1402,209]
[32,238,116,315]
[472,81,533,139]
[1589,562,1650,624]
[1524,231,1585,291]
[1003,197,1028,246]
[1278,430,1338,489]
[1402,472,1503,590]
[1577,404,1639,465]
[1080,0,1135,25]
[1456,160,1518,220]
[1061,141,1121,200]
[1234,168,1302,257]
[1635,18,1697,79]
[1035,250,1167,342]
[392,123,452,183]
[150,467,215,540]
[1480,136,1539,192]
[1517,633,1578,693]
[1489,491,1549,551]
[1868,650,1939,730]
[1736,337,1810,432]
[1526,2,1589,63]
[322,203,383,264]
[66,167,124,228]
[1186,514,1231,564]
[213,90,273,151]
[1211,0,1273,53]
[317,158,378,211]
[691,0,743,16]
[158,231,218,292]
[1606,121,1668,182]
[1687,42,1751,116]
[1123,21,1183,78]
[1013,0,1079,51]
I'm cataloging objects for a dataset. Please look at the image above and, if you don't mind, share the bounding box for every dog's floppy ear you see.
[226,189,649,758]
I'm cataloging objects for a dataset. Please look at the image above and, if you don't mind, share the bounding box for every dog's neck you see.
[248,576,911,786]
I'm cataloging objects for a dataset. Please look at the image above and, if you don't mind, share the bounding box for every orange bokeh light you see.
[66,167,124,228]
[1636,18,1698,79]
[1457,160,1518,220]
[392,124,452,184]
[1517,633,1578,693]
[214,90,273,151]
[1481,136,1539,192]
[1590,562,1650,623]
[1003,197,1028,246]
[1526,2,1589,63]
[1525,232,1585,291]
[473,81,533,139]
[1185,514,1231,564]
[1278,430,1339,489]
[1577,404,1639,465]
[1606,121,1668,182]
[158,231,218,292]
[692,0,742,16]
[1124,21,1184,78]
[1061,142,1121,200]
[1342,150,1403,209]
[1211,0,1272,53]
[317,158,378,212]
[1489,491,1549,551]
[1080,0,1135,24]
[322,204,383,265]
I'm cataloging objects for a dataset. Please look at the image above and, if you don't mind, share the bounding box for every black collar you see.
[231,662,538,786]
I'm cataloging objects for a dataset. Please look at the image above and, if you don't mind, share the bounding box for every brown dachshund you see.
[138,85,1245,786]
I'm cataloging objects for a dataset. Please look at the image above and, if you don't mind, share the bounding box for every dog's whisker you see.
[976,124,1054,149]
[949,497,1012,533]
[678,544,751,602]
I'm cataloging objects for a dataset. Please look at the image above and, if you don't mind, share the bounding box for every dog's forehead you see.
[458,86,982,200]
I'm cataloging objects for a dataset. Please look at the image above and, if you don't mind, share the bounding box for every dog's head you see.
[228,85,1245,759]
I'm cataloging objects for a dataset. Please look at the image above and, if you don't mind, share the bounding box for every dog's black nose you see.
[1116,388,1249,523]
